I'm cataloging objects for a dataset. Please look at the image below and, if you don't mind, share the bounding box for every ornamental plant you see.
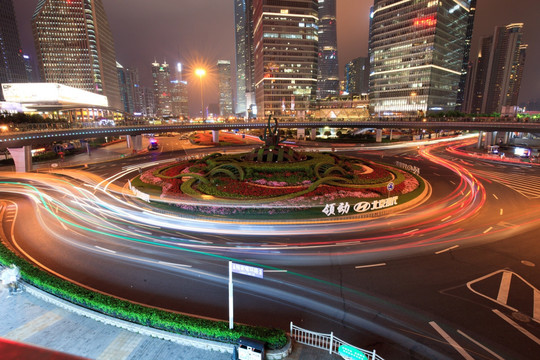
[136,146,424,217]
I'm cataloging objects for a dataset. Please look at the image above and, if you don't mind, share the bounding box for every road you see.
[1,136,540,359]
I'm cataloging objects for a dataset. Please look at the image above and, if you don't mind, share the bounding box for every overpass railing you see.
[1,116,539,133]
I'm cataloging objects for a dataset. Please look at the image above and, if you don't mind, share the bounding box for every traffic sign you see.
[338,345,368,360]
[231,263,264,279]
[387,181,394,192]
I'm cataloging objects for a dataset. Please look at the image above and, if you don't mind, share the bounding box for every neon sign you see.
[414,15,437,27]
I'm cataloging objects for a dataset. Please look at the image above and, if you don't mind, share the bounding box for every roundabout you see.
[2,135,539,360]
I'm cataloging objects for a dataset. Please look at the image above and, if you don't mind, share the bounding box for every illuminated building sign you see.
[1,83,108,107]
[414,15,437,27]
[322,196,399,216]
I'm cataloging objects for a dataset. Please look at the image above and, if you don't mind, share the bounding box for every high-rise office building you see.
[32,0,122,110]
[456,0,477,111]
[151,61,172,117]
[477,24,527,115]
[234,0,249,116]
[345,57,370,96]
[23,54,40,83]
[218,60,233,117]
[370,0,473,116]
[317,0,339,99]
[117,62,135,114]
[171,62,189,118]
[142,87,156,118]
[0,0,28,92]
[467,35,493,114]
[234,0,257,118]
[128,68,146,116]
[253,0,319,118]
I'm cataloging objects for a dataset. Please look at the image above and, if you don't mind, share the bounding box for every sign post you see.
[229,262,264,330]
[386,181,394,198]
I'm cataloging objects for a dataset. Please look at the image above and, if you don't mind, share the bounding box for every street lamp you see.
[195,68,206,120]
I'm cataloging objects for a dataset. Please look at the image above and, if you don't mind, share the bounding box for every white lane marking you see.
[95,246,116,254]
[450,180,456,185]
[493,194,499,200]
[457,330,505,360]
[497,271,512,305]
[534,289,540,322]
[492,309,540,346]
[355,263,386,269]
[483,226,493,234]
[435,245,459,255]
[264,270,288,273]
[158,261,192,268]
[429,321,474,360]
[467,270,519,313]
[441,215,452,222]
[403,228,419,234]
[500,208,504,216]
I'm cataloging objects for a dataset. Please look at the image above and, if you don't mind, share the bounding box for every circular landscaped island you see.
[131,146,427,220]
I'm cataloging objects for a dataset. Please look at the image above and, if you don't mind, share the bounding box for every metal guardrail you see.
[290,322,384,360]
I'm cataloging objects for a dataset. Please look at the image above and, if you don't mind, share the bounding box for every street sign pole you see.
[228,262,264,330]
[229,261,234,329]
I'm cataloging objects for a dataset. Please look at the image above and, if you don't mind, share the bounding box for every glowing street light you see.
[195,68,206,120]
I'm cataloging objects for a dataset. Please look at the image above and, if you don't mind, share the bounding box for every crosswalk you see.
[469,168,540,199]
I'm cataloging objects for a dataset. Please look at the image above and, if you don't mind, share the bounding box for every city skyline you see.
[12,0,540,116]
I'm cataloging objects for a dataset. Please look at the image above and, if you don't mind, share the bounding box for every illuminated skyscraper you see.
[253,0,319,117]
[218,60,233,117]
[317,0,339,99]
[468,23,527,115]
[171,62,189,118]
[456,0,476,111]
[234,0,256,117]
[0,0,28,89]
[32,0,122,110]
[117,62,134,114]
[369,0,473,116]
[151,61,172,117]
[345,57,369,96]
[234,0,248,116]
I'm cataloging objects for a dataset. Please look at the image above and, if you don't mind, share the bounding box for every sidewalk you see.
[0,286,339,360]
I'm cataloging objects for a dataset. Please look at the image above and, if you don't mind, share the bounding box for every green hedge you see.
[0,241,287,349]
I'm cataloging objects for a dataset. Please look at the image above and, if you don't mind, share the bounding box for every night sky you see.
[13,0,540,115]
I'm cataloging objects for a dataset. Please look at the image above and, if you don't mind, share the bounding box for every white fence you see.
[290,322,384,360]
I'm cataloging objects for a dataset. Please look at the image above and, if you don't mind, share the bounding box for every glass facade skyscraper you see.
[151,61,172,117]
[253,0,319,118]
[345,57,370,96]
[468,23,527,115]
[0,0,29,96]
[317,0,339,99]
[234,0,248,116]
[117,62,135,114]
[218,60,233,117]
[33,0,122,111]
[234,0,257,118]
[370,0,473,116]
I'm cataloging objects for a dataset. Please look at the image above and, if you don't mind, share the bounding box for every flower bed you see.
[134,147,424,218]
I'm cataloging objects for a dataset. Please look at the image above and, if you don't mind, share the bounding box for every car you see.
[148,141,159,150]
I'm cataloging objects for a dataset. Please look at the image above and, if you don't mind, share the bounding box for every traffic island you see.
[131,146,428,221]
